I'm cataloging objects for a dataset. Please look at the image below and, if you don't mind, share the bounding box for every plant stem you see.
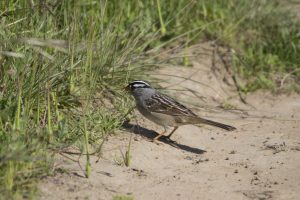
[156,0,166,36]
[47,86,53,141]
[84,113,91,178]
[14,85,22,130]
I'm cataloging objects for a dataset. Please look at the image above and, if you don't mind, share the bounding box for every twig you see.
[216,46,253,107]
[280,68,300,88]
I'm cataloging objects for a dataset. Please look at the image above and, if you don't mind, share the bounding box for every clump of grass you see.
[0,0,158,198]
[189,0,300,92]
[220,102,236,110]
[121,134,133,167]
[113,195,134,200]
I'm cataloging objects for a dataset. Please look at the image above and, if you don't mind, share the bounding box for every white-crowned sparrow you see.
[125,80,236,140]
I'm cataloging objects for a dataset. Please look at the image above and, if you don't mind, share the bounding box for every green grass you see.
[113,195,134,200]
[0,0,299,199]
[0,0,156,198]
[188,0,300,92]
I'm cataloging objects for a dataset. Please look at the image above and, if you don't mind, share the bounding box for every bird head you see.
[125,80,152,93]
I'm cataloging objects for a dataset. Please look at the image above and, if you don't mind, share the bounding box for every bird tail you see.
[195,117,236,131]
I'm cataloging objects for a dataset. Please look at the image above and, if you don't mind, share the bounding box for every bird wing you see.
[144,92,197,117]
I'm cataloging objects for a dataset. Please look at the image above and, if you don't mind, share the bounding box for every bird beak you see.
[124,85,130,92]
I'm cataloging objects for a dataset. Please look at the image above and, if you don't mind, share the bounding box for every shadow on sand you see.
[122,121,206,155]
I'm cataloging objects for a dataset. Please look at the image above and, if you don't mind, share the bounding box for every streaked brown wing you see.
[145,93,197,117]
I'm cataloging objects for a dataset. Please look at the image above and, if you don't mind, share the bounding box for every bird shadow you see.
[122,121,206,155]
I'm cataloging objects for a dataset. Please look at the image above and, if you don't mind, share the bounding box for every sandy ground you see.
[39,43,300,200]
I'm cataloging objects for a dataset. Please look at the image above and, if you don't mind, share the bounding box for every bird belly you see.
[150,112,178,127]
[136,105,177,127]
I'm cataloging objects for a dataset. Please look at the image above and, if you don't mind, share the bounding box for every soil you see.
[39,43,300,200]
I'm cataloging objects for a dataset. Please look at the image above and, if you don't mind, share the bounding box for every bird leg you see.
[153,127,167,141]
[166,126,178,139]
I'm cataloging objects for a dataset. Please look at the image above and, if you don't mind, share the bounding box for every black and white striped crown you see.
[126,80,152,91]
